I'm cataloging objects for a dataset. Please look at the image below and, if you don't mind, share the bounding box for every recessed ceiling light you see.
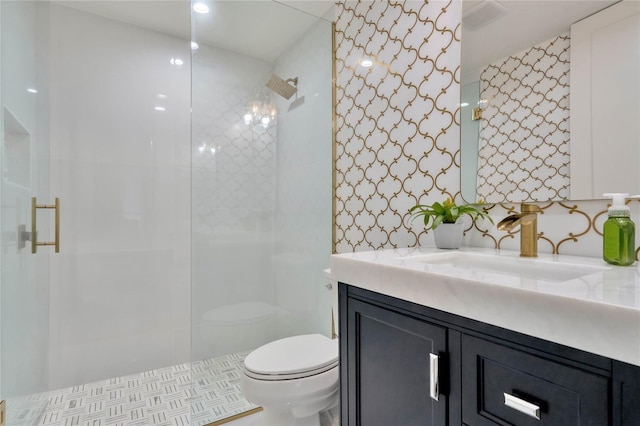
[170,58,184,66]
[460,102,469,107]
[27,88,38,94]
[360,59,374,67]
[157,94,167,99]
[154,106,166,111]
[191,41,199,51]
[192,2,209,14]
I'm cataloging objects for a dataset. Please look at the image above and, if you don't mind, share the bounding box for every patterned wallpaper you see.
[476,34,570,203]
[334,0,461,252]
[466,201,624,259]
[333,0,627,260]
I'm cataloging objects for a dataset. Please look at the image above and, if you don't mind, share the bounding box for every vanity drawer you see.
[462,334,610,426]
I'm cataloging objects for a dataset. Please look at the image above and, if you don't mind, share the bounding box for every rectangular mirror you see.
[460,0,639,203]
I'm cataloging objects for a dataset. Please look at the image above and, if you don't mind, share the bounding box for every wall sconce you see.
[472,99,488,121]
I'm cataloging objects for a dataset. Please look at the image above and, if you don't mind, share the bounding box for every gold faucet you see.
[497,203,541,257]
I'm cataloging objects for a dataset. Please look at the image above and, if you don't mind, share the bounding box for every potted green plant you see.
[408,197,494,249]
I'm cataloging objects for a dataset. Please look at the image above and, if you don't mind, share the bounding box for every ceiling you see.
[461,0,619,83]
[55,0,619,78]
[55,0,334,62]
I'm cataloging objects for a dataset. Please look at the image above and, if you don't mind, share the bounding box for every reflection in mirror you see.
[460,0,639,203]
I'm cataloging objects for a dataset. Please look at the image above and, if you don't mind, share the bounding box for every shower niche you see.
[3,106,31,189]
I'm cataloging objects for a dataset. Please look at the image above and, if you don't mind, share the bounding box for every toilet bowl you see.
[240,334,339,426]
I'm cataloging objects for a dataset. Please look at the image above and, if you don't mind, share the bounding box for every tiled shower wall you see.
[334,0,619,259]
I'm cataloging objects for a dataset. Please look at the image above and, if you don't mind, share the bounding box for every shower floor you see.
[6,351,260,426]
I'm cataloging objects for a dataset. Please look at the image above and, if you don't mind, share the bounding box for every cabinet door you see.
[613,360,640,425]
[462,334,610,426]
[345,298,448,426]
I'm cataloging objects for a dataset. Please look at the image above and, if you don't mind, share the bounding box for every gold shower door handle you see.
[31,197,60,253]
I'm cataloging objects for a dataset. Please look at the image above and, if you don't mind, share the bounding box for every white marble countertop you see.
[330,247,640,366]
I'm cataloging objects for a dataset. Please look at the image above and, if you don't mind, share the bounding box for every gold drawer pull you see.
[31,197,60,253]
[504,392,540,420]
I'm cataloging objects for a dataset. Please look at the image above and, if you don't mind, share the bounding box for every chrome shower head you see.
[265,74,298,99]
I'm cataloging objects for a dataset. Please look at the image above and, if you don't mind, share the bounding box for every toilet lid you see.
[243,334,338,380]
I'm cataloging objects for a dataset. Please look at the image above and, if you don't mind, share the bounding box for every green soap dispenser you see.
[603,193,636,266]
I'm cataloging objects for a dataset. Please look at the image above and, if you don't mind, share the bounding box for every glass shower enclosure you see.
[190,3,334,422]
[0,1,333,424]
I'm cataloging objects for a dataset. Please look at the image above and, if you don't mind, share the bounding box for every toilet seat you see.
[243,334,338,381]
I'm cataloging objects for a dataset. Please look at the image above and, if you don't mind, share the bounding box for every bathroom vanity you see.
[331,248,640,425]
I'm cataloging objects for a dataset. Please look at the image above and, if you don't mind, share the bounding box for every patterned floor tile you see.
[7,352,258,426]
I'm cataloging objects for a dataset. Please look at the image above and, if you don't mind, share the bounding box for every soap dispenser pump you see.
[603,193,636,266]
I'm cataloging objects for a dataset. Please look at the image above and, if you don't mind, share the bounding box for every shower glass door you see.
[1,1,51,422]
[2,0,192,423]
[190,1,334,423]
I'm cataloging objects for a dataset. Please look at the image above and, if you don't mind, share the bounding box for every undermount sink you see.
[402,251,610,284]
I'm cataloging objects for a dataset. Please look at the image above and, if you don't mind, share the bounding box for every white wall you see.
[47,4,191,388]
[571,1,640,199]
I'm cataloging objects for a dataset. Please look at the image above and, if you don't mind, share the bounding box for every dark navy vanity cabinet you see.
[339,283,640,426]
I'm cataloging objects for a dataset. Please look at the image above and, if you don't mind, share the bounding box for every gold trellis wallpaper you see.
[334,0,461,252]
[334,0,631,260]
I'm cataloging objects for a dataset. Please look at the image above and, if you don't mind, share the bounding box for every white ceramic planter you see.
[433,222,464,249]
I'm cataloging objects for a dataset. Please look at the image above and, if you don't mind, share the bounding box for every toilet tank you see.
[272,252,315,312]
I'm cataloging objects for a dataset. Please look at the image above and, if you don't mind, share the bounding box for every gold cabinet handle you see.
[31,197,60,253]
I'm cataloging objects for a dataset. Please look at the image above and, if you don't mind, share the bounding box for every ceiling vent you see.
[462,0,508,31]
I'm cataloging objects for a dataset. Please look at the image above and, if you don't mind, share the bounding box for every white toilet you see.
[240,270,340,426]
[241,334,339,426]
